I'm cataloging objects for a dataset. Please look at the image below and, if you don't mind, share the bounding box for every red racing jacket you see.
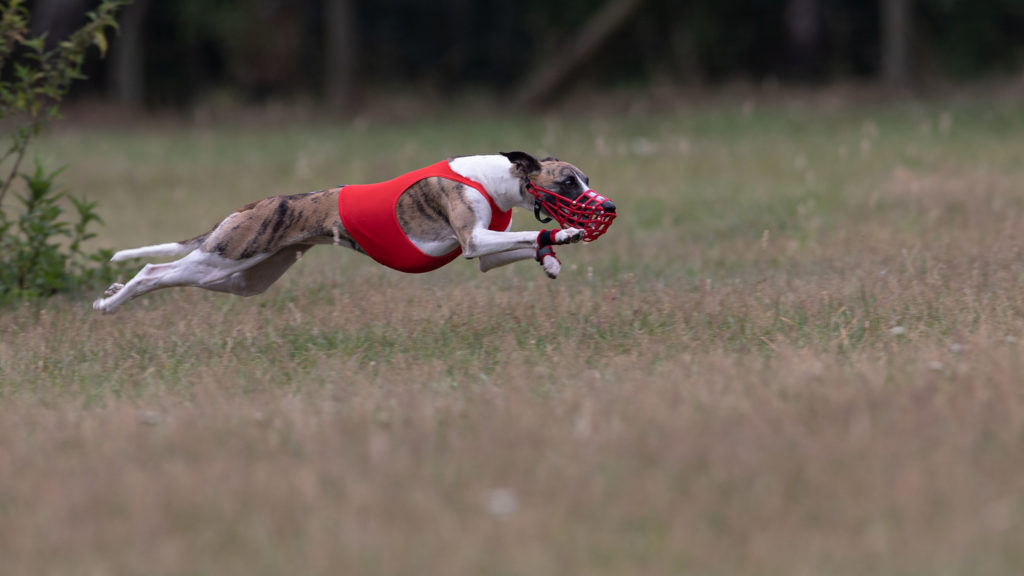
[338,160,513,273]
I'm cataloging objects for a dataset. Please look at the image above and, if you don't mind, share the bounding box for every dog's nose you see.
[601,200,616,213]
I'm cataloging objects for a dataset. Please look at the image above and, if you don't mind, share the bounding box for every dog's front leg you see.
[467,228,581,279]
[478,247,564,278]
[462,227,583,258]
[479,248,536,272]
[447,188,582,276]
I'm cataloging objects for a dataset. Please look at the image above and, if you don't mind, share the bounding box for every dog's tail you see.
[110,240,199,262]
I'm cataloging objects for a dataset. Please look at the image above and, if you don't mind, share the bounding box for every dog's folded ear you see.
[501,151,542,177]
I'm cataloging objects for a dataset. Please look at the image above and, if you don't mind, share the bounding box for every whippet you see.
[92,151,616,313]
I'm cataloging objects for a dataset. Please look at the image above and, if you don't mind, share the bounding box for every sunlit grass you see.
[3,92,1024,575]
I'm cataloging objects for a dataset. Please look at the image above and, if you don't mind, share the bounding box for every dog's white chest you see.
[408,236,460,258]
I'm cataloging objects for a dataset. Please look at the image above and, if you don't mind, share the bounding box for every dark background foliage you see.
[25,0,1024,110]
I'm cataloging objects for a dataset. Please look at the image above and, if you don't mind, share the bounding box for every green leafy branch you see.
[0,0,129,304]
[0,0,128,205]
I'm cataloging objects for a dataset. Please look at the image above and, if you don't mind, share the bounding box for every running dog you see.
[92,151,616,313]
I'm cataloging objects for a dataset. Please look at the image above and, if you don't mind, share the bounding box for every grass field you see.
[3,90,1024,575]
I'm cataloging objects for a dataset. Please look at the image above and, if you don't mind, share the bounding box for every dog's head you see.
[501,151,616,241]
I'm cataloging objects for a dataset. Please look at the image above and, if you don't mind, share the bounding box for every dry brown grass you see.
[3,94,1024,575]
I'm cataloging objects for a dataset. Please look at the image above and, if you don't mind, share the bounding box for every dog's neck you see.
[448,155,530,213]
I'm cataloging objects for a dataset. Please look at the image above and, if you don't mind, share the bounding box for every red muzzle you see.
[526,183,617,242]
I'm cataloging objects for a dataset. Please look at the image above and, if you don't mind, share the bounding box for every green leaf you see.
[92,31,108,57]
[22,34,44,53]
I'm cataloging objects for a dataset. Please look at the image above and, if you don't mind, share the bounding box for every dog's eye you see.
[562,177,575,186]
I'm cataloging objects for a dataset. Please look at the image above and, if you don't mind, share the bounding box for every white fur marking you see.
[448,155,529,212]
[555,228,584,244]
[408,236,460,258]
[110,242,191,262]
[540,254,561,278]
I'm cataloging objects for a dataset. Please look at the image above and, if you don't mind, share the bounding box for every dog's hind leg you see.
[93,244,313,313]
[200,244,311,296]
[93,249,273,313]
[95,189,344,312]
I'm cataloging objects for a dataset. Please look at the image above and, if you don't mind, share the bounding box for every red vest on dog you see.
[338,160,513,273]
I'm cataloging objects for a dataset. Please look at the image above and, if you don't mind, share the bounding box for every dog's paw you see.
[92,298,110,313]
[104,283,124,297]
[540,254,561,279]
[555,228,585,245]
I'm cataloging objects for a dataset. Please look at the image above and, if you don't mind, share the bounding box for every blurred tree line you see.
[28,0,1024,110]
